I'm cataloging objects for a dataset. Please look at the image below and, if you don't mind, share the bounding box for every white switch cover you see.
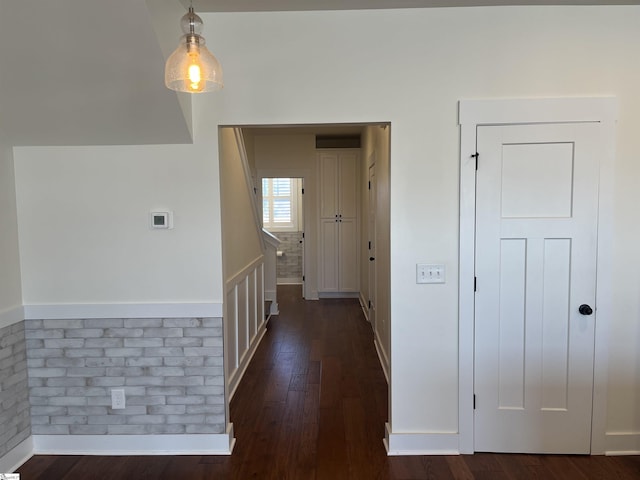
[417,264,446,284]
[111,389,126,409]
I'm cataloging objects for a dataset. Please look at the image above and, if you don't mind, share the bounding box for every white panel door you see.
[339,152,359,219]
[474,123,600,454]
[338,217,358,292]
[319,153,338,219]
[319,218,339,292]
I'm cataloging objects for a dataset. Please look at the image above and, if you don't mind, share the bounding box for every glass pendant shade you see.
[164,8,223,93]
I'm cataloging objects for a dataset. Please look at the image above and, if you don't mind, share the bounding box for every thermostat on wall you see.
[150,211,173,229]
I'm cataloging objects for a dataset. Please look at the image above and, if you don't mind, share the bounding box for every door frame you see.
[368,160,377,332]
[458,97,618,454]
[258,169,312,300]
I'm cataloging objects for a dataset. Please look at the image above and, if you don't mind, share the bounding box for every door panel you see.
[338,218,358,292]
[474,122,600,454]
[319,153,338,218]
[319,219,339,292]
[339,152,359,218]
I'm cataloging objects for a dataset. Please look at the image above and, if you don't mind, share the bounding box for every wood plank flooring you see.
[16,285,640,479]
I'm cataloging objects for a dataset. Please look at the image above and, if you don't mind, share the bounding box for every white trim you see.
[225,255,264,293]
[590,112,617,455]
[605,432,640,456]
[262,228,281,249]
[276,277,303,285]
[234,128,265,252]
[265,288,277,303]
[374,335,390,384]
[384,423,459,455]
[23,303,223,320]
[459,97,618,126]
[458,97,618,455]
[33,429,235,455]
[228,325,267,400]
[317,292,360,299]
[0,305,24,329]
[358,292,369,320]
[0,436,33,473]
[258,168,313,301]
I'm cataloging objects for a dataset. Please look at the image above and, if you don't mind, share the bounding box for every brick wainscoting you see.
[25,317,225,435]
[0,321,31,456]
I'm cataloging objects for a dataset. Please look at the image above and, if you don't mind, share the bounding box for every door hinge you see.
[368,181,371,190]
[474,277,477,292]
[254,187,257,194]
[471,152,479,170]
[302,275,305,281]
[473,394,476,410]
[368,300,372,309]
[302,188,305,194]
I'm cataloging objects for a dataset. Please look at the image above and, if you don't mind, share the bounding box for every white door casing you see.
[458,98,617,455]
[474,123,599,454]
[368,163,377,331]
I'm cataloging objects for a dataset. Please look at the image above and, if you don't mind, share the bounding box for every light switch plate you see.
[417,264,446,284]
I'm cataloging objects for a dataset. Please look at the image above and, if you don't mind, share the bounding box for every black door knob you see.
[369,257,375,261]
[578,304,593,315]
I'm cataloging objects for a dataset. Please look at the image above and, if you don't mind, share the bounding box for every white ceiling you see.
[1,0,638,146]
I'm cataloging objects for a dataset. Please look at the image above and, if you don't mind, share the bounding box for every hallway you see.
[228,285,389,478]
[16,285,640,479]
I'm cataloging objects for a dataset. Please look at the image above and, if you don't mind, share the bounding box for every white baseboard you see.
[23,303,223,320]
[265,289,277,302]
[358,293,369,322]
[374,336,389,384]
[0,305,24,330]
[317,292,360,299]
[0,436,33,473]
[32,427,235,455]
[384,423,459,455]
[276,278,302,285]
[269,302,279,315]
[228,325,267,400]
[605,432,640,455]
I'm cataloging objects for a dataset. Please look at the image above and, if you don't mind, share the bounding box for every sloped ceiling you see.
[0,0,192,146]
[0,0,637,146]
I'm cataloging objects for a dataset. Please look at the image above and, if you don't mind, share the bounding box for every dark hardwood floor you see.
[17,285,640,479]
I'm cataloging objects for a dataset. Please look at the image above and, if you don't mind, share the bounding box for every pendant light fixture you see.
[164,3,223,93]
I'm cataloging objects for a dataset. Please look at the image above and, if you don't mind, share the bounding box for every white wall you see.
[361,126,391,378]
[191,5,640,442]
[219,128,263,280]
[14,143,223,305]
[12,5,640,451]
[0,129,22,321]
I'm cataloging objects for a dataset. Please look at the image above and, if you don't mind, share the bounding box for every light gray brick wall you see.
[0,321,31,456]
[276,231,303,281]
[25,317,225,435]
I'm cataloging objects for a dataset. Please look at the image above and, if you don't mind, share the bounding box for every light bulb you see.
[187,49,203,92]
[188,62,202,91]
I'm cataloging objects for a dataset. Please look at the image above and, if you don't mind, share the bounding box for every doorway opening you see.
[260,177,305,289]
[219,122,392,453]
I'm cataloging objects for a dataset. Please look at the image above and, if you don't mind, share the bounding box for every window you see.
[262,178,300,232]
